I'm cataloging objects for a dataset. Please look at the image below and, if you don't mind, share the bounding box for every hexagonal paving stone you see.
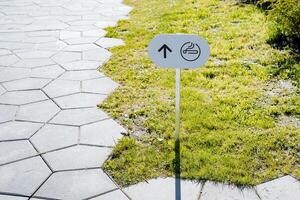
[59,31,80,40]
[36,41,67,51]
[43,79,80,98]
[16,100,60,123]
[34,169,117,200]
[0,195,27,199]
[200,181,260,200]
[82,77,118,94]
[82,48,111,62]
[91,190,129,200]
[0,156,51,196]
[0,68,31,83]
[63,60,100,70]
[0,121,42,141]
[0,105,17,123]
[2,78,51,91]
[54,93,107,109]
[95,37,124,48]
[12,58,55,69]
[80,119,126,147]
[82,29,106,37]
[23,36,57,44]
[59,70,104,81]
[0,84,5,95]
[0,90,48,105]
[42,145,111,171]
[14,50,56,59]
[94,20,117,28]
[64,44,99,52]
[124,178,202,200]
[0,54,19,66]
[0,49,11,56]
[50,107,108,126]
[31,124,78,153]
[256,175,300,200]
[0,140,37,165]
[51,51,81,65]
[64,37,98,45]
[31,65,65,79]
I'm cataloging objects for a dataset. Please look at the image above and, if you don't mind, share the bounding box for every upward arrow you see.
[158,44,172,59]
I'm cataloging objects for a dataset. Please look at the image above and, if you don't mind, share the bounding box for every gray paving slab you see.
[0,156,51,196]
[63,60,101,70]
[0,49,12,56]
[256,175,300,200]
[2,78,50,91]
[95,37,124,48]
[51,51,81,65]
[31,65,65,79]
[36,41,67,51]
[82,29,106,37]
[124,177,202,200]
[54,93,107,109]
[0,90,48,105]
[12,58,55,69]
[16,100,60,123]
[14,50,56,59]
[80,119,126,146]
[0,121,42,141]
[0,84,6,95]
[92,190,129,200]
[64,43,99,52]
[64,37,99,45]
[0,140,37,165]
[0,68,31,83]
[94,21,117,28]
[0,104,17,123]
[59,70,104,81]
[34,169,117,200]
[31,124,78,153]
[0,42,34,51]
[82,77,118,94]
[65,25,99,32]
[43,79,80,98]
[23,36,57,44]
[0,195,28,199]
[43,145,111,171]
[200,181,260,200]
[50,107,108,126]
[0,54,20,66]
[59,31,81,40]
[82,48,111,62]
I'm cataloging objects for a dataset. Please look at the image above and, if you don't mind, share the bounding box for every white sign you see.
[148,34,210,68]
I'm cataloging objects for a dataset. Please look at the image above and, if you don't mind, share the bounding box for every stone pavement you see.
[0,0,131,199]
[0,0,299,200]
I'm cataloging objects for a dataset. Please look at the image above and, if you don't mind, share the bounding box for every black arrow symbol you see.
[158,44,172,58]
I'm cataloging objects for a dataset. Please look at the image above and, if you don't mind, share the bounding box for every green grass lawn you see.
[100,0,300,186]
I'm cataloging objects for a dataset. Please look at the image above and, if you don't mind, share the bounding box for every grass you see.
[99,0,300,186]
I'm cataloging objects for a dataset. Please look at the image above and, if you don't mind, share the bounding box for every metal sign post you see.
[175,68,181,200]
[148,34,210,200]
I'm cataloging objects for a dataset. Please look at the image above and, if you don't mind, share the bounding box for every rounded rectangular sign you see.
[148,34,210,69]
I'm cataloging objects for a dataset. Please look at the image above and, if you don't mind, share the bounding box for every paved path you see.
[0,0,299,200]
[0,0,131,199]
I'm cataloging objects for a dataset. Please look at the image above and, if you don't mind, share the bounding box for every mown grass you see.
[100,0,300,186]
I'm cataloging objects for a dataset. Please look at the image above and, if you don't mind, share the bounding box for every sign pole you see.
[148,33,210,200]
[175,68,181,200]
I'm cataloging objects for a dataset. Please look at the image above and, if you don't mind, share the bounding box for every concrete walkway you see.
[0,0,131,199]
[0,0,299,200]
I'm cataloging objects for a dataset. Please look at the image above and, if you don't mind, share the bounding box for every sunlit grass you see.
[100,0,300,186]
